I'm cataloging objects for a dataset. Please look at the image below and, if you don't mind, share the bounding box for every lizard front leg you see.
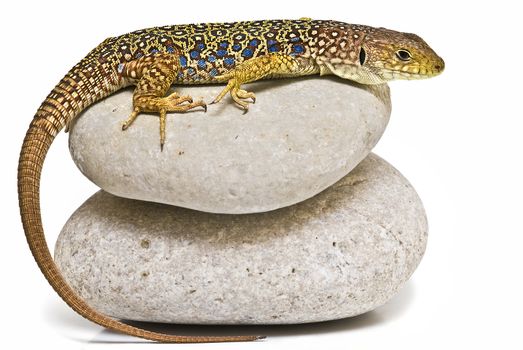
[212,53,306,113]
[120,54,206,150]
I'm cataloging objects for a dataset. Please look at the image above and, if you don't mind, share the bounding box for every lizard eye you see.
[396,49,412,61]
[359,47,366,65]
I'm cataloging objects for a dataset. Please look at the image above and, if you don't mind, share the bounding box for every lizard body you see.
[18,18,444,343]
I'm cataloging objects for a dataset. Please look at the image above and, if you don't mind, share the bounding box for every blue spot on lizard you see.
[224,57,235,66]
[242,48,253,58]
[293,44,304,53]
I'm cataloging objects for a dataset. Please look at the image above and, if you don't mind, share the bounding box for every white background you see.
[1,1,522,349]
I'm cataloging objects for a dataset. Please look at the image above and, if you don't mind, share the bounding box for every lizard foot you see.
[211,79,256,113]
[122,92,207,150]
[209,53,301,113]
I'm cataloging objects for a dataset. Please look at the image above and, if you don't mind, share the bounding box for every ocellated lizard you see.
[18,18,444,343]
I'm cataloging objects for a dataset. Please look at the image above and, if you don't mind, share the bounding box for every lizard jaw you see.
[379,66,445,81]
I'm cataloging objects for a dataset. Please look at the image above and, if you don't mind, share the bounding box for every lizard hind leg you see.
[120,54,206,150]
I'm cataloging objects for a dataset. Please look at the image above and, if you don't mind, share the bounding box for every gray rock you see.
[55,154,427,325]
[69,77,391,214]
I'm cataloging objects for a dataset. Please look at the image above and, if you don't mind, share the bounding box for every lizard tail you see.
[17,71,264,343]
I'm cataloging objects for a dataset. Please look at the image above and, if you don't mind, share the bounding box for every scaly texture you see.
[18,18,444,343]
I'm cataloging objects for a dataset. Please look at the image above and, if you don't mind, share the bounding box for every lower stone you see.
[55,154,427,324]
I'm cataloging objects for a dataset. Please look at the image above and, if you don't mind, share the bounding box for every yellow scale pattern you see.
[109,19,334,83]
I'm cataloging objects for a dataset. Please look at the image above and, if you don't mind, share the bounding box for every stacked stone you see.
[55,77,427,324]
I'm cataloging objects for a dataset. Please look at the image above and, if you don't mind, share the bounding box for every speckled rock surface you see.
[55,154,427,325]
[69,76,390,214]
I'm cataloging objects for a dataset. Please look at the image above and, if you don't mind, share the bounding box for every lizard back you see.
[101,19,355,84]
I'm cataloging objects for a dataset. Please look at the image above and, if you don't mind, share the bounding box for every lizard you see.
[17,18,444,343]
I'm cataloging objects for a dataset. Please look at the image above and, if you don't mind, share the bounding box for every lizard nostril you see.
[434,65,441,71]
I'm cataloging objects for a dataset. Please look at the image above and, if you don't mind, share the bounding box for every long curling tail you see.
[17,68,264,343]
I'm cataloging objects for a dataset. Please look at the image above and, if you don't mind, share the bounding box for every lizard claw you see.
[121,95,206,150]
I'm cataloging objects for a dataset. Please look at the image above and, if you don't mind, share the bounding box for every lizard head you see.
[320,26,445,84]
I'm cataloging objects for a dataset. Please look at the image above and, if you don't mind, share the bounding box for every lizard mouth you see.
[375,56,445,81]
[380,66,444,81]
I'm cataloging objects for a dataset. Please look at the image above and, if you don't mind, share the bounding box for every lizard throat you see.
[322,62,386,85]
